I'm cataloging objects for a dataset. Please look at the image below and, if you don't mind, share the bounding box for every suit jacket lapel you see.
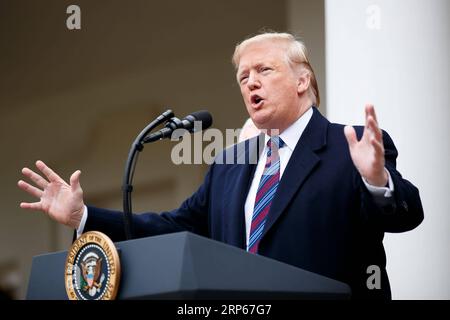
[223,134,264,249]
[261,107,329,240]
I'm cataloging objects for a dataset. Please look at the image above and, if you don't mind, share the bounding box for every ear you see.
[297,71,311,95]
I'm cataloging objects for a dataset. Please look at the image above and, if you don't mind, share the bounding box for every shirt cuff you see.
[362,168,395,198]
[76,205,88,239]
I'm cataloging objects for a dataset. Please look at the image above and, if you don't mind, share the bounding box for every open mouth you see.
[250,94,264,107]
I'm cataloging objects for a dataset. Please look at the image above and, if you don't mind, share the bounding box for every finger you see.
[367,116,382,141]
[344,126,358,149]
[70,170,82,192]
[20,201,43,211]
[17,180,43,198]
[371,137,385,155]
[35,160,65,184]
[365,104,379,126]
[22,167,48,189]
[365,104,376,127]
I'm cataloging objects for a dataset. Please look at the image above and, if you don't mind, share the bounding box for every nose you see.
[246,71,261,90]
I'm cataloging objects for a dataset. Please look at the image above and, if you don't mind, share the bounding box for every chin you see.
[253,119,274,130]
[251,114,271,129]
[252,121,268,130]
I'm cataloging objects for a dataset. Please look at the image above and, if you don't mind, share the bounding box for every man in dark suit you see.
[18,32,423,299]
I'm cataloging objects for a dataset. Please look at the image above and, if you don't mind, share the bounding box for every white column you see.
[325,0,450,299]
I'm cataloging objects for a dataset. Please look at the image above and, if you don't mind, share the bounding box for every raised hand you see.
[344,104,388,187]
[18,160,85,229]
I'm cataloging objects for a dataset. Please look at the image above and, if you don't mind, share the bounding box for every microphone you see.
[143,110,213,143]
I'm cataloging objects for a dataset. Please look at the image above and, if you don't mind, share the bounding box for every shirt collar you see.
[264,107,314,152]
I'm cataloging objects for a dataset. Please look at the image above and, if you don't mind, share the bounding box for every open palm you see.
[344,105,388,187]
[18,160,85,229]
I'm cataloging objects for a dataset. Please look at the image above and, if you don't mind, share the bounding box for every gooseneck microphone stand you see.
[122,109,174,240]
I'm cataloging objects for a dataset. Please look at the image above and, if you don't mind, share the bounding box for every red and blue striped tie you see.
[247,136,285,253]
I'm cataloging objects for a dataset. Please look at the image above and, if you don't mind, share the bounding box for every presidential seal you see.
[65,231,121,300]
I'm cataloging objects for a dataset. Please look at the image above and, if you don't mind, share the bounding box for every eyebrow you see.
[237,62,267,79]
[236,68,248,81]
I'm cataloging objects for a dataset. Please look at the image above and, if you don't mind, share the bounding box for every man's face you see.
[237,41,303,133]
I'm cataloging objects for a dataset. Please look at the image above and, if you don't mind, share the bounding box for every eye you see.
[239,75,249,84]
[260,66,272,74]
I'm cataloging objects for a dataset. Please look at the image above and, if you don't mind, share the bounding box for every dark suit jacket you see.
[85,107,424,299]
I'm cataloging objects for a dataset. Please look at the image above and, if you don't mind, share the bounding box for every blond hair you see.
[232,32,320,106]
